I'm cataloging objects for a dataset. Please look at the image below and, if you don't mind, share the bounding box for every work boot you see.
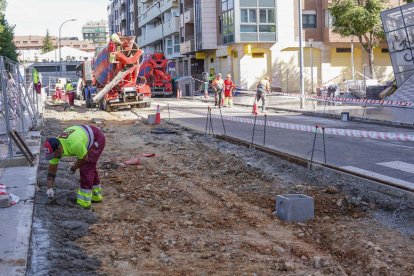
[92,184,103,203]
[76,188,92,209]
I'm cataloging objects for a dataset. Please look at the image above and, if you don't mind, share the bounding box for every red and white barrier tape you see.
[234,89,413,108]
[172,107,414,142]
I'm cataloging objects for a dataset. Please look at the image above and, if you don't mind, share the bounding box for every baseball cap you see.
[44,138,60,160]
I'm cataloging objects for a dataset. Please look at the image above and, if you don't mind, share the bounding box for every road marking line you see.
[341,166,414,189]
[377,161,414,174]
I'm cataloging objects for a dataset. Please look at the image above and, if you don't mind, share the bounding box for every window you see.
[259,25,275,32]
[324,10,332,28]
[241,9,256,23]
[167,39,173,55]
[66,65,77,71]
[336,48,351,53]
[259,9,274,23]
[34,66,60,72]
[241,25,257,32]
[302,10,317,28]
[221,5,234,44]
[174,34,180,53]
[252,53,264,58]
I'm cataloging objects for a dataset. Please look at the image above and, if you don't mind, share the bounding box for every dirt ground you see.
[29,104,414,275]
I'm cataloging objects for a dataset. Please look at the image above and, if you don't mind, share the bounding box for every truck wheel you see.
[99,99,111,112]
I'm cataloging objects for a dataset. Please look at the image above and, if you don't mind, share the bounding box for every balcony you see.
[120,11,127,21]
[138,17,179,47]
[180,36,195,54]
[138,0,178,27]
[183,7,194,24]
[163,17,179,36]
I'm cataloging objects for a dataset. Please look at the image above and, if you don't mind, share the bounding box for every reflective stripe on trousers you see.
[76,188,92,208]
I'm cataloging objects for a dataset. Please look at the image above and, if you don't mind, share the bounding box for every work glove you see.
[68,167,76,175]
[47,188,54,198]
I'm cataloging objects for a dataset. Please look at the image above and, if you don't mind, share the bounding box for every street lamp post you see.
[309,38,314,93]
[155,3,164,52]
[59,19,77,77]
[298,0,305,108]
[350,35,355,81]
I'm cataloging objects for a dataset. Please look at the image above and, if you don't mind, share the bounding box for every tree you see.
[329,0,386,78]
[42,29,55,53]
[0,0,7,34]
[0,0,17,61]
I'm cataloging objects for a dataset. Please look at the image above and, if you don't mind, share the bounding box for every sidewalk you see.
[0,131,41,276]
[195,94,414,128]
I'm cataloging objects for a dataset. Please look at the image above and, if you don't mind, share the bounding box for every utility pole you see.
[298,0,305,108]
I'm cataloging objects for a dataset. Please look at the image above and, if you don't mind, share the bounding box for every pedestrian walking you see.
[65,79,75,110]
[224,74,236,108]
[44,125,106,209]
[256,76,271,113]
[212,73,224,108]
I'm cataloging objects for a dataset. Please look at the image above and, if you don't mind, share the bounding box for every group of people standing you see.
[211,73,271,113]
[54,79,76,111]
[211,73,236,108]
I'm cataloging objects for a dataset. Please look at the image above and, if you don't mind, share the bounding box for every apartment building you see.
[108,0,135,36]
[137,0,181,77]
[178,0,218,79]
[82,20,109,49]
[177,0,397,92]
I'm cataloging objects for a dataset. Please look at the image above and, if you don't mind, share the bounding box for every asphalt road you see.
[150,99,414,190]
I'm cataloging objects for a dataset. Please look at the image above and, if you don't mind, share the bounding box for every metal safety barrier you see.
[0,56,41,167]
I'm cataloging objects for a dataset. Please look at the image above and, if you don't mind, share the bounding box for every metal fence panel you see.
[0,56,40,167]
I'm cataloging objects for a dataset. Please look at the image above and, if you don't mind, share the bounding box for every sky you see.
[5,0,109,39]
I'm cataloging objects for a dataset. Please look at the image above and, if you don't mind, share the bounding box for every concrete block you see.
[148,114,156,125]
[276,194,314,222]
[0,194,11,208]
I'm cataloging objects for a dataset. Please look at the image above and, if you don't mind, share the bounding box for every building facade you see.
[13,36,95,62]
[107,0,136,36]
[113,0,397,92]
[136,0,181,77]
[82,20,109,50]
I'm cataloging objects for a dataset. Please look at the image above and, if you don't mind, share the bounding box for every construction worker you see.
[55,79,64,102]
[44,125,106,209]
[256,76,271,113]
[65,79,75,110]
[109,32,122,63]
[223,74,236,108]
[212,73,224,108]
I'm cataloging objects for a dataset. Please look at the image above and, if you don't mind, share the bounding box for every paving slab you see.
[0,132,40,276]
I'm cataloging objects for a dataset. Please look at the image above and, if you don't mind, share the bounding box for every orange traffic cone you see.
[155,105,161,124]
[252,98,258,115]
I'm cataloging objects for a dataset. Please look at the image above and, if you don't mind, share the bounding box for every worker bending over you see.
[44,125,106,209]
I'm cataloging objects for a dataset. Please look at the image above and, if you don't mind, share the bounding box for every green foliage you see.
[329,0,385,48]
[329,0,388,77]
[0,0,7,34]
[42,29,55,53]
[0,16,17,61]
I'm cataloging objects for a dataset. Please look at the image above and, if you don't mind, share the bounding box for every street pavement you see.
[230,94,414,127]
[150,99,414,191]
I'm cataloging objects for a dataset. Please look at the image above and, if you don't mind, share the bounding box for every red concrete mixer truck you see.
[91,35,151,112]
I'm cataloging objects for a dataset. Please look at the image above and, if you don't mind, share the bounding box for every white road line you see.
[341,166,414,190]
[372,140,414,150]
[377,161,414,174]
